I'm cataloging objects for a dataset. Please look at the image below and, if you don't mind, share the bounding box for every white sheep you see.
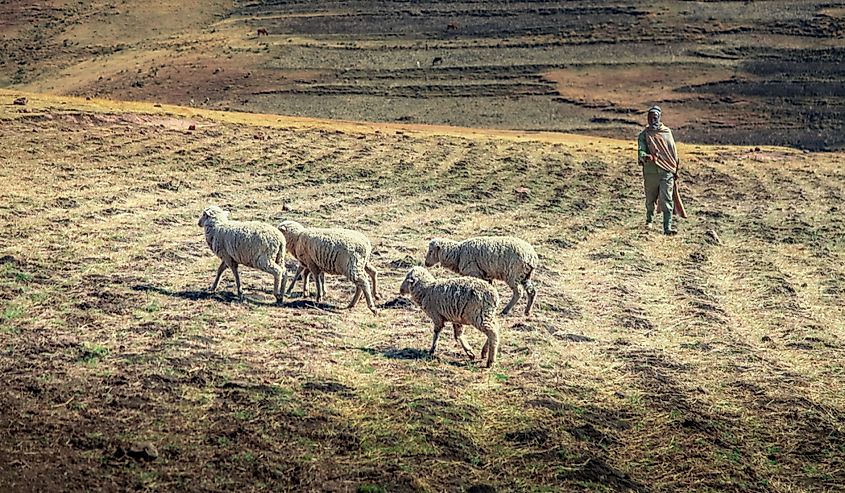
[425,236,538,316]
[400,266,501,368]
[198,206,287,303]
[277,220,379,315]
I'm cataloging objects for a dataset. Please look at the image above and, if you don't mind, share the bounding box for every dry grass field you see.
[1,91,843,492]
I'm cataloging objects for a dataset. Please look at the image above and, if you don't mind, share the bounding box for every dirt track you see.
[2,1,844,149]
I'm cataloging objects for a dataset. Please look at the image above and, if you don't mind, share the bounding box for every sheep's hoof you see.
[370,309,380,316]
[275,298,285,305]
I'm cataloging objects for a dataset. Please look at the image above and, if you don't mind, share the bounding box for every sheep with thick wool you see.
[400,266,501,368]
[425,236,538,316]
[198,206,287,303]
[277,220,379,315]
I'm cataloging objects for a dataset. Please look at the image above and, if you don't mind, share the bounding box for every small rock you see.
[153,103,162,108]
[705,229,722,245]
[754,146,761,152]
[762,335,772,343]
[127,441,158,460]
[188,124,196,131]
[13,97,27,105]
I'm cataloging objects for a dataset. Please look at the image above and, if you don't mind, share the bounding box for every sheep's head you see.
[277,220,305,238]
[400,266,432,296]
[277,220,305,250]
[424,239,446,267]
[198,206,228,227]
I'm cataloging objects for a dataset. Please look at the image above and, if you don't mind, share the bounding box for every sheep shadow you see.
[357,346,480,368]
[284,299,340,312]
[358,346,431,360]
[379,296,414,310]
[132,284,281,306]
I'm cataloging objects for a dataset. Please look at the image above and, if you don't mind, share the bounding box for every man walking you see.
[637,105,684,235]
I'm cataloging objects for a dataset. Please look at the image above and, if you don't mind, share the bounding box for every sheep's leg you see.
[361,278,379,315]
[309,265,324,302]
[270,262,286,305]
[523,279,537,316]
[453,323,475,360]
[257,255,286,304]
[480,340,489,361]
[210,261,227,291]
[301,269,311,298]
[348,287,362,308]
[481,320,500,368]
[350,276,379,315]
[231,263,243,301]
[365,263,380,300]
[501,280,522,316]
[429,320,445,356]
[286,265,304,296]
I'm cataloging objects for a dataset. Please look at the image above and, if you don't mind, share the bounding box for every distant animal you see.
[257,28,269,36]
[446,22,460,31]
[431,56,444,66]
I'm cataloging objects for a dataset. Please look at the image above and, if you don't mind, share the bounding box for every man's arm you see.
[637,131,651,164]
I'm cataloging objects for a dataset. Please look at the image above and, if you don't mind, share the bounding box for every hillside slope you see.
[0,92,843,491]
[2,1,844,149]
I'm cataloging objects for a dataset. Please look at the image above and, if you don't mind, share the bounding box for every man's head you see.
[647,106,662,128]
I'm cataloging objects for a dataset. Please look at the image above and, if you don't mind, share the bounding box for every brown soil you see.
[1,2,844,149]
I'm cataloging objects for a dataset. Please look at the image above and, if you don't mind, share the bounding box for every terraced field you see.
[1,93,843,491]
[2,1,844,149]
